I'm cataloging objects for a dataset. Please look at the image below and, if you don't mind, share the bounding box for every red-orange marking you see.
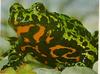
[49,45,67,58]
[33,25,45,43]
[44,61,48,64]
[16,24,34,35]
[46,34,54,44]
[20,45,40,53]
[34,45,41,53]
[20,45,32,51]
[62,47,80,62]
[24,37,30,43]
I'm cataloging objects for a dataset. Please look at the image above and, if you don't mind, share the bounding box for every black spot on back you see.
[25,9,31,13]
[93,31,98,38]
[17,7,22,10]
[67,32,72,36]
[85,47,89,50]
[54,49,70,56]
[66,21,74,29]
[75,26,86,36]
[47,16,58,29]
[40,16,48,24]
[25,15,30,21]
[31,14,39,24]
[69,39,77,48]
[88,51,96,55]
[80,37,83,42]
[82,41,88,46]
[49,17,55,24]
[75,45,84,53]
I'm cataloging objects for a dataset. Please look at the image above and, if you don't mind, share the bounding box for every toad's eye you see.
[31,2,46,13]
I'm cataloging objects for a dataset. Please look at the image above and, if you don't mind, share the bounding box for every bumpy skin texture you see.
[6,2,98,71]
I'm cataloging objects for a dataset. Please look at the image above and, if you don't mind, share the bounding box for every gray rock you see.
[62,66,97,74]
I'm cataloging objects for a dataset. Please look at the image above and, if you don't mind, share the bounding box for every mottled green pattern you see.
[3,2,98,71]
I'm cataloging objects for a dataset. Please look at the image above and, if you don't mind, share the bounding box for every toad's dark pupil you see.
[35,3,45,12]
